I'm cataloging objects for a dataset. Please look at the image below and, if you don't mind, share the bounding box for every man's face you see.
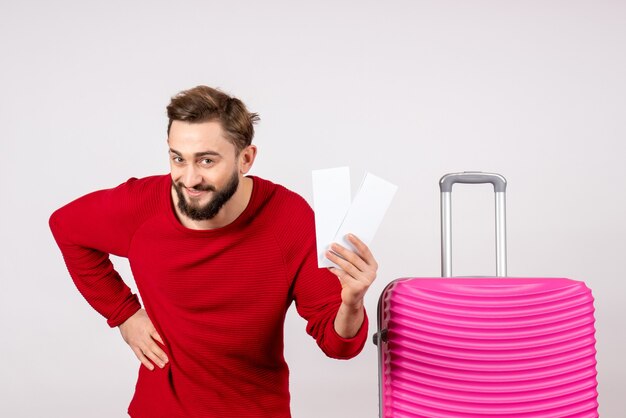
[167,120,241,221]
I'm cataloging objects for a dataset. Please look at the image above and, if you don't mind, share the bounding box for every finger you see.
[142,345,167,368]
[327,249,377,287]
[326,250,363,279]
[328,267,359,289]
[346,234,378,268]
[328,244,368,273]
[132,346,155,371]
[328,267,350,287]
[329,267,369,298]
[148,339,169,364]
[151,329,165,346]
[149,331,169,364]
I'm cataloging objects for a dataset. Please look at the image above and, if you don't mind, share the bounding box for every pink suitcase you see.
[374,172,598,417]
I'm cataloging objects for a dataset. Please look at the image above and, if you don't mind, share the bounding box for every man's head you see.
[166,85,259,154]
[166,86,259,221]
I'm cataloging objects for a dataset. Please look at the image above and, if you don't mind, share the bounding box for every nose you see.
[182,164,202,188]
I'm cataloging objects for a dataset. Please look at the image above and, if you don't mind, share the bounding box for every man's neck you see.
[171,176,254,230]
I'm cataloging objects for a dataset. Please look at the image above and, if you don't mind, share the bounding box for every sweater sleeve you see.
[49,177,157,328]
[279,191,368,360]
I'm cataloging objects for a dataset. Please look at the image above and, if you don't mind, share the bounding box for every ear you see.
[238,145,257,174]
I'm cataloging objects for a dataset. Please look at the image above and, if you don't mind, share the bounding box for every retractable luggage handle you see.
[440,172,508,277]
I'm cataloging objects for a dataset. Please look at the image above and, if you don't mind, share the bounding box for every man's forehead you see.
[167,120,234,157]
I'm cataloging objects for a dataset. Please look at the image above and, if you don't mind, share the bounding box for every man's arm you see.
[49,199,142,328]
[49,176,168,370]
[325,234,378,338]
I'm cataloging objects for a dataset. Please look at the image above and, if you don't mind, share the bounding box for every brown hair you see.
[166,86,260,152]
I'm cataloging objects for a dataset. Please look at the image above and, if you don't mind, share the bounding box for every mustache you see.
[175,182,216,192]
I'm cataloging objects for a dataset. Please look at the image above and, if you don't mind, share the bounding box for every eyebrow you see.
[169,148,222,158]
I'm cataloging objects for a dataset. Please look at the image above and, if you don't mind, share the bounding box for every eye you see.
[200,158,213,165]
[171,156,183,163]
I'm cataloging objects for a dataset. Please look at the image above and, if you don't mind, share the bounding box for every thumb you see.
[329,267,349,287]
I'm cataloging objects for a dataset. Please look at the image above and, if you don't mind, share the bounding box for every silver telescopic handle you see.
[439,172,508,278]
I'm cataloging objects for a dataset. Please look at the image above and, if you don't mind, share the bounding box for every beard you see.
[173,170,240,221]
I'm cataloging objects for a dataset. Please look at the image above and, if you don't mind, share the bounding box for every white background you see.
[1,1,624,417]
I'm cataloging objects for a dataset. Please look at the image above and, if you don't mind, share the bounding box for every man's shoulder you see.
[110,174,169,199]
[252,176,312,216]
[119,174,169,190]
[251,176,316,254]
[50,174,170,243]
[100,174,169,215]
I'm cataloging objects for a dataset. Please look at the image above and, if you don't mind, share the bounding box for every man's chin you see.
[185,199,211,212]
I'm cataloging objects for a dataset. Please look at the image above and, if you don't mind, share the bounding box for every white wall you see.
[1,1,624,416]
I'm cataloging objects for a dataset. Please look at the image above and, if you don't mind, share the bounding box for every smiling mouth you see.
[186,188,208,197]
[174,181,215,199]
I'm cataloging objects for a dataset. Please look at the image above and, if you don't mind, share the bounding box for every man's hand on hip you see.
[118,309,169,371]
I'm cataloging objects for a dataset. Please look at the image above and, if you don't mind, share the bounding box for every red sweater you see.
[49,175,368,418]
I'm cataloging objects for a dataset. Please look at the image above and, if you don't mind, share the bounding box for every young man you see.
[49,86,378,417]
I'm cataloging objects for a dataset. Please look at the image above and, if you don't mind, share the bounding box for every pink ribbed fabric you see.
[380,278,598,417]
